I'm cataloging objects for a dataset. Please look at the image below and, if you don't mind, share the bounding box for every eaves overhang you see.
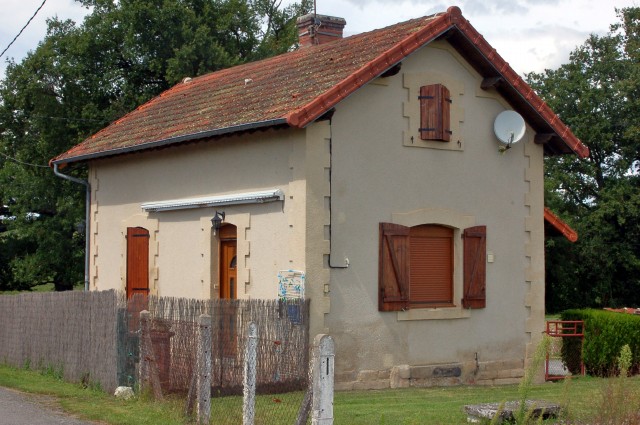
[544,207,578,242]
[440,9,589,158]
[50,119,288,167]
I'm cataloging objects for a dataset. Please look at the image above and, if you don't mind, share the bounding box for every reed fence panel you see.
[0,290,120,392]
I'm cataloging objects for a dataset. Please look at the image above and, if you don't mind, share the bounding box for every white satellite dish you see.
[494,110,526,146]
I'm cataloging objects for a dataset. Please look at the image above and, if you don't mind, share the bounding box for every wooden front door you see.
[218,225,237,358]
[220,239,237,299]
[218,224,237,299]
[126,227,150,299]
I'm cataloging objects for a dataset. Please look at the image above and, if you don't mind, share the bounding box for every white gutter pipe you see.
[53,163,90,292]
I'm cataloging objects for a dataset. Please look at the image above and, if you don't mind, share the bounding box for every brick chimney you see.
[296,14,346,48]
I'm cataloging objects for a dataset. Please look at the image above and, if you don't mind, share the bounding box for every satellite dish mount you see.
[493,110,526,154]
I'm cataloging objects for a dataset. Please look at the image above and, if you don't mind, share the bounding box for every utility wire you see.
[26,113,111,124]
[0,151,48,169]
[0,0,48,60]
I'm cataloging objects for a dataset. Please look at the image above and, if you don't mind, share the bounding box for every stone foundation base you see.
[335,359,525,391]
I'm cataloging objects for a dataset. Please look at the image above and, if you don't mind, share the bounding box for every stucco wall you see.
[89,129,311,301]
[322,41,545,387]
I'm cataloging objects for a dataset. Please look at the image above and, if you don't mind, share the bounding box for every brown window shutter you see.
[462,225,487,309]
[409,225,453,306]
[126,226,150,299]
[379,223,410,311]
[419,84,452,142]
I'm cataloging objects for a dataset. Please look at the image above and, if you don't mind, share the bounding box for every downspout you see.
[53,163,91,292]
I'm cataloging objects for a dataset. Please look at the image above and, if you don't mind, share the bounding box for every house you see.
[51,7,587,388]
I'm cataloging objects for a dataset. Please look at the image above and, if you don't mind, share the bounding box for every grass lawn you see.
[0,364,186,425]
[1,363,640,424]
[0,282,85,294]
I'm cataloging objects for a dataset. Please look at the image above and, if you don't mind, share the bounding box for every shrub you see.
[561,309,640,376]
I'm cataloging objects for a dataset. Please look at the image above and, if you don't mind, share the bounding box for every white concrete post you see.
[311,334,335,425]
[197,314,212,425]
[243,322,258,425]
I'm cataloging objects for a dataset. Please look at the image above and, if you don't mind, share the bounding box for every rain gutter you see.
[53,163,91,291]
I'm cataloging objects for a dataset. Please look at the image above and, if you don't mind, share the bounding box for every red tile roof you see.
[51,6,589,166]
[544,207,578,242]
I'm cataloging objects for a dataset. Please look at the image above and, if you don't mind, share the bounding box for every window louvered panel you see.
[409,226,453,305]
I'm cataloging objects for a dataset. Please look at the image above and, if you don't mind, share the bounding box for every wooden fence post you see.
[139,310,163,400]
[197,314,212,425]
[311,334,335,425]
[243,322,258,425]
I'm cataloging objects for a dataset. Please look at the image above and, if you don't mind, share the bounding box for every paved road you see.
[0,387,99,425]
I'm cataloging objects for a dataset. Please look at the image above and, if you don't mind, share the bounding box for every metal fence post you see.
[197,314,212,425]
[311,334,335,425]
[243,322,258,425]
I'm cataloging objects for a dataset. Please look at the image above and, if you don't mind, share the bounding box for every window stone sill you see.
[397,307,471,321]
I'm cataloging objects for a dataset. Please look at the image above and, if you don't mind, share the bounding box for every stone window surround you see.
[390,207,476,320]
[403,69,465,151]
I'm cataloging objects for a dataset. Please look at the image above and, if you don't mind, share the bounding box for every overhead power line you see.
[0,151,48,169]
[0,0,48,60]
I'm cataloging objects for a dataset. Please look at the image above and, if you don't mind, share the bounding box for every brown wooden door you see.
[220,239,237,299]
[126,227,150,299]
[218,225,238,357]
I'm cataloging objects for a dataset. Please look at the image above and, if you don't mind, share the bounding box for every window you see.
[410,225,453,306]
[378,222,486,312]
[419,84,452,142]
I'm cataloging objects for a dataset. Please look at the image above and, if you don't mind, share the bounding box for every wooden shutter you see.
[379,223,410,311]
[419,84,452,142]
[126,227,150,299]
[462,225,486,309]
[409,225,453,306]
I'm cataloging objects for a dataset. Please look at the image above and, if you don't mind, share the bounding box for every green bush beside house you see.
[561,309,640,375]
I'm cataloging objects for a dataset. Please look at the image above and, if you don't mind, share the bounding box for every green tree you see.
[528,7,640,311]
[0,0,311,291]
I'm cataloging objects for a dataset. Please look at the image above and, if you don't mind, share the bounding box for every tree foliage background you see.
[528,7,640,312]
[0,0,310,291]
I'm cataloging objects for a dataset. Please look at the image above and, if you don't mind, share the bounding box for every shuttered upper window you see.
[379,222,486,312]
[419,84,452,142]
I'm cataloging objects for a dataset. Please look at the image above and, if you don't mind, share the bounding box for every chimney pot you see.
[296,14,346,48]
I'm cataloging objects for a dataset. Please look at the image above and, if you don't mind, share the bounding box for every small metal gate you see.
[545,320,585,381]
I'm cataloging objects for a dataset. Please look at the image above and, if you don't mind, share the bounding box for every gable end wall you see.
[321,41,545,388]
